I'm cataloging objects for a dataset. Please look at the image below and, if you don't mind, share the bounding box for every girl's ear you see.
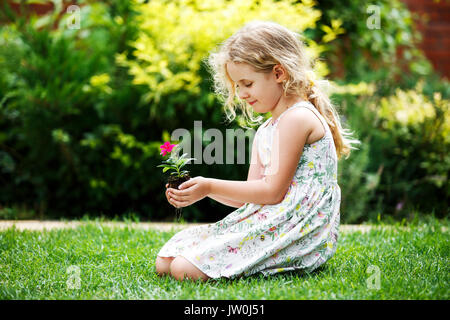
[273,64,287,83]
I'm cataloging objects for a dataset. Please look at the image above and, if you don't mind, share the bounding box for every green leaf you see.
[157,164,177,170]
[177,158,188,167]
[166,157,176,164]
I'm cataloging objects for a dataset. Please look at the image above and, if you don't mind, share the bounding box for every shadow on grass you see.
[203,264,328,286]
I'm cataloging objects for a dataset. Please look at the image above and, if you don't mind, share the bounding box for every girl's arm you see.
[207,193,245,208]
[169,176,275,207]
[206,109,312,205]
[207,178,276,205]
[206,133,264,208]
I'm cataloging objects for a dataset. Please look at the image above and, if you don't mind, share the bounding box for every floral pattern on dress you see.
[157,101,341,279]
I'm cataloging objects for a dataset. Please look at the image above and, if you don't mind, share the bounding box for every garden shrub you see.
[0,1,149,219]
[331,81,449,222]
[313,0,433,88]
[368,83,449,218]
[119,0,328,123]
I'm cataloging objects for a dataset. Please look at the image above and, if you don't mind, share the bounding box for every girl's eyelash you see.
[236,83,252,89]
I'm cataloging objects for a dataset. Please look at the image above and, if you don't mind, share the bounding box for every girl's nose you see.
[238,89,249,100]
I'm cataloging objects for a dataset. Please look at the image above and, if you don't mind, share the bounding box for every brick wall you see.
[6,1,56,17]
[402,0,450,79]
[3,1,77,26]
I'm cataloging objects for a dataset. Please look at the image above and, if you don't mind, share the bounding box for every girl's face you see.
[226,61,284,113]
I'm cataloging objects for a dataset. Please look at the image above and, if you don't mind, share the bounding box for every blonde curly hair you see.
[206,21,360,159]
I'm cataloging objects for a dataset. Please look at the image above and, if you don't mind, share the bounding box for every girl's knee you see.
[155,256,174,276]
[169,256,209,282]
[169,256,189,280]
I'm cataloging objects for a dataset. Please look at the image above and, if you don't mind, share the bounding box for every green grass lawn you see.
[0,218,448,300]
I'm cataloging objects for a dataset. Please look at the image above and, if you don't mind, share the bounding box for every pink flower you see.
[301,196,309,205]
[227,246,239,254]
[257,211,267,220]
[157,143,195,178]
[159,141,177,156]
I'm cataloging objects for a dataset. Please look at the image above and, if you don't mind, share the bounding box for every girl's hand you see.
[165,184,175,207]
[167,176,210,208]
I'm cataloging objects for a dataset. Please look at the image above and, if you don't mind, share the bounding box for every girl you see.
[156,21,360,282]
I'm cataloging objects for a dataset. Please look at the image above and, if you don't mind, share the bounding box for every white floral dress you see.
[157,101,341,279]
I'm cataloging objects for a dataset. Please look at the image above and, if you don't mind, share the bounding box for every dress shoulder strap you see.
[258,117,273,131]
